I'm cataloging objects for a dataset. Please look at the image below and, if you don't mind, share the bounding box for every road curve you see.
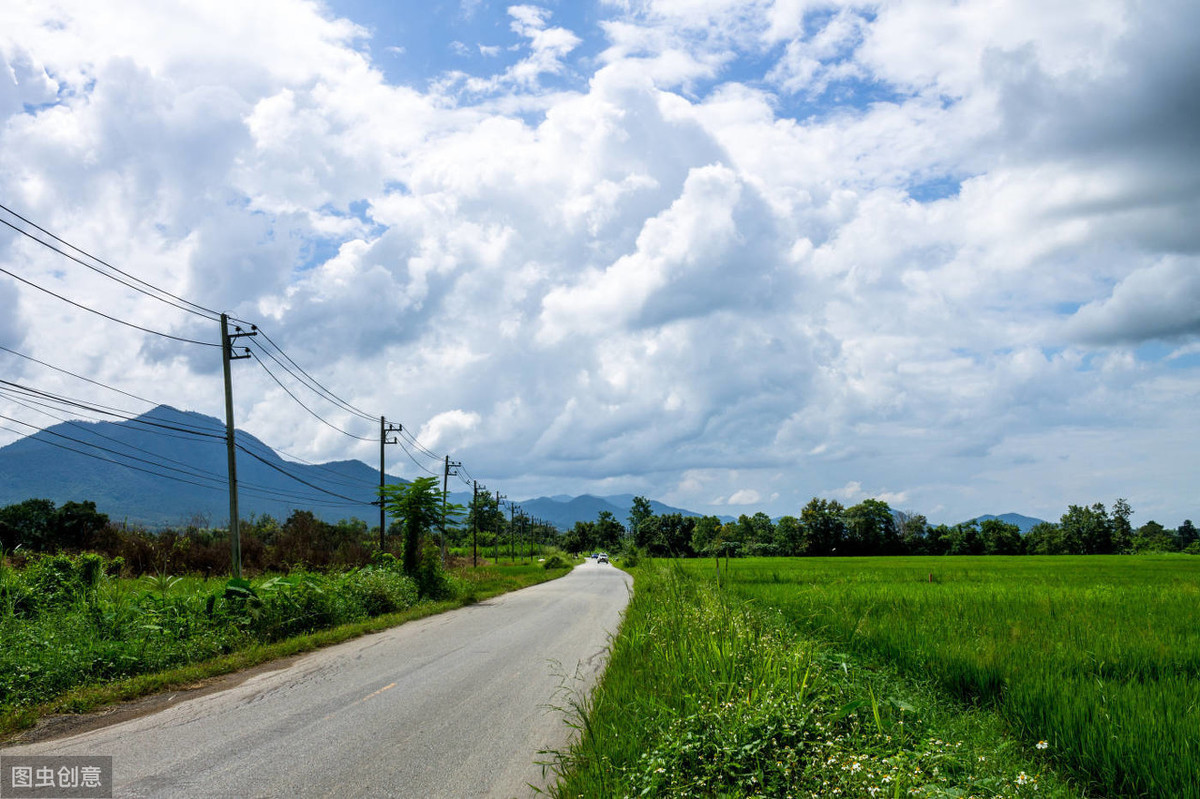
[2,560,632,798]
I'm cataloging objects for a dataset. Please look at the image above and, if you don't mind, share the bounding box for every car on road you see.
[597,555,609,564]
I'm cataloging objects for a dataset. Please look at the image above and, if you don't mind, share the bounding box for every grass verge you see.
[548,559,1084,798]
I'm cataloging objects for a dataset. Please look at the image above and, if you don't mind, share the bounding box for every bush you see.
[341,568,418,616]
[542,555,569,570]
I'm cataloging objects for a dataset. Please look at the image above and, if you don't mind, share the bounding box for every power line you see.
[0,203,221,319]
[0,380,225,439]
[0,263,218,346]
[0,409,373,510]
[235,443,373,506]
[0,344,164,408]
[0,215,217,321]
[238,325,376,421]
[246,349,375,442]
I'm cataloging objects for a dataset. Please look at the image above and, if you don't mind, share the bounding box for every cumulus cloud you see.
[1066,257,1200,345]
[0,0,1197,526]
[727,488,761,505]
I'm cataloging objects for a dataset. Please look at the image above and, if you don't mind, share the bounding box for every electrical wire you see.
[0,263,218,346]
[0,216,217,321]
[238,325,376,421]
[0,344,164,408]
[246,350,375,442]
[235,443,373,506]
[0,410,370,510]
[0,203,221,319]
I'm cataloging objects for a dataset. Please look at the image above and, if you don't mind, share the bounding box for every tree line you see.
[3,489,1196,572]
[565,496,1199,558]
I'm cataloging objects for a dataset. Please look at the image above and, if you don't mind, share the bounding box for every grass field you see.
[552,559,1080,798]
[682,555,1199,798]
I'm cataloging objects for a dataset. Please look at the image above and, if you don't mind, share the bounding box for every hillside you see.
[0,405,400,526]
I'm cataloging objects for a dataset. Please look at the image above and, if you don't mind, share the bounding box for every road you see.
[1,560,631,798]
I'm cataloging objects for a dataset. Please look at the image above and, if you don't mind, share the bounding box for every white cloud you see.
[727,488,761,505]
[0,0,1196,527]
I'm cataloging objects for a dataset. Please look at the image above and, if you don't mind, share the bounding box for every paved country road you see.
[1,561,631,799]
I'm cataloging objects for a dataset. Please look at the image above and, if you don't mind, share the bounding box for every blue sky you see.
[0,0,1197,527]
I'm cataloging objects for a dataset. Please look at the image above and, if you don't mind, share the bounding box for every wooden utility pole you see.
[494,491,505,564]
[441,455,461,565]
[472,480,479,567]
[378,417,400,551]
[219,313,255,578]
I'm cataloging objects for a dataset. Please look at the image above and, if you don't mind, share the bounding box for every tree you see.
[942,520,983,556]
[1060,503,1112,555]
[380,477,459,575]
[1177,519,1198,550]
[686,515,719,554]
[774,515,804,555]
[639,513,696,557]
[1025,522,1066,555]
[0,498,58,551]
[53,501,110,550]
[563,520,596,554]
[896,511,929,555]
[980,518,1022,555]
[593,511,624,552]
[467,491,504,549]
[800,498,846,556]
[1133,520,1175,553]
[844,499,897,555]
[628,496,654,543]
[1111,498,1134,554]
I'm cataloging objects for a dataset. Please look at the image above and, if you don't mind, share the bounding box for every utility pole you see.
[378,417,401,551]
[220,313,255,579]
[471,480,480,568]
[494,490,505,564]
[510,503,518,563]
[441,455,461,565]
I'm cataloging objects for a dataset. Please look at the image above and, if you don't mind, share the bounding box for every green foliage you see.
[551,561,1078,799]
[542,554,568,570]
[708,555,1200,799]
[379,476,462,578]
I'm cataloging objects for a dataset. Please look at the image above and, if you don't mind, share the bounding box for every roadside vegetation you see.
[0,477,576,739]
[705,556,1200,798]
[550,559,1081,798]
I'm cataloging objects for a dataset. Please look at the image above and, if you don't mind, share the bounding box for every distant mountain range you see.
[0,405,719,529]
[0,405,403,526]
[0,405,1045,532]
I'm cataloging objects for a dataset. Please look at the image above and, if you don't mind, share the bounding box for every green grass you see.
[550,560,1080,798]
[0,557,570,740]
[685,555,1200,798]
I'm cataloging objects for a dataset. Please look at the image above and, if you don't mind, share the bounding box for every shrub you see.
[542,555,568,570]
[342,568,418,616]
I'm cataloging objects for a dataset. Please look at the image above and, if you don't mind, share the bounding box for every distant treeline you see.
[0,494,552,576]
[3,495,1196,570]
[566,496,1199,558]
[0,499,388,575]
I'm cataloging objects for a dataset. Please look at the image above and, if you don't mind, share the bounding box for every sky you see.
[0,0,1197,527]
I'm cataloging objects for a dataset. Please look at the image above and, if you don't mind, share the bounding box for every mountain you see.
[972,513,1047,534]
[0,406,728,530]
[0,405,403,526]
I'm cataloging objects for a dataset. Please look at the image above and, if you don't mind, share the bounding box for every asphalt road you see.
[2,560,632,798]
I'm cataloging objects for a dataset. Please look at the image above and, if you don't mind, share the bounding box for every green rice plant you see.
[550,560,1081,798]
[694,556,1200,798]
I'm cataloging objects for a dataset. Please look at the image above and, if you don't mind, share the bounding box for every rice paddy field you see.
[682,555,1200,798]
